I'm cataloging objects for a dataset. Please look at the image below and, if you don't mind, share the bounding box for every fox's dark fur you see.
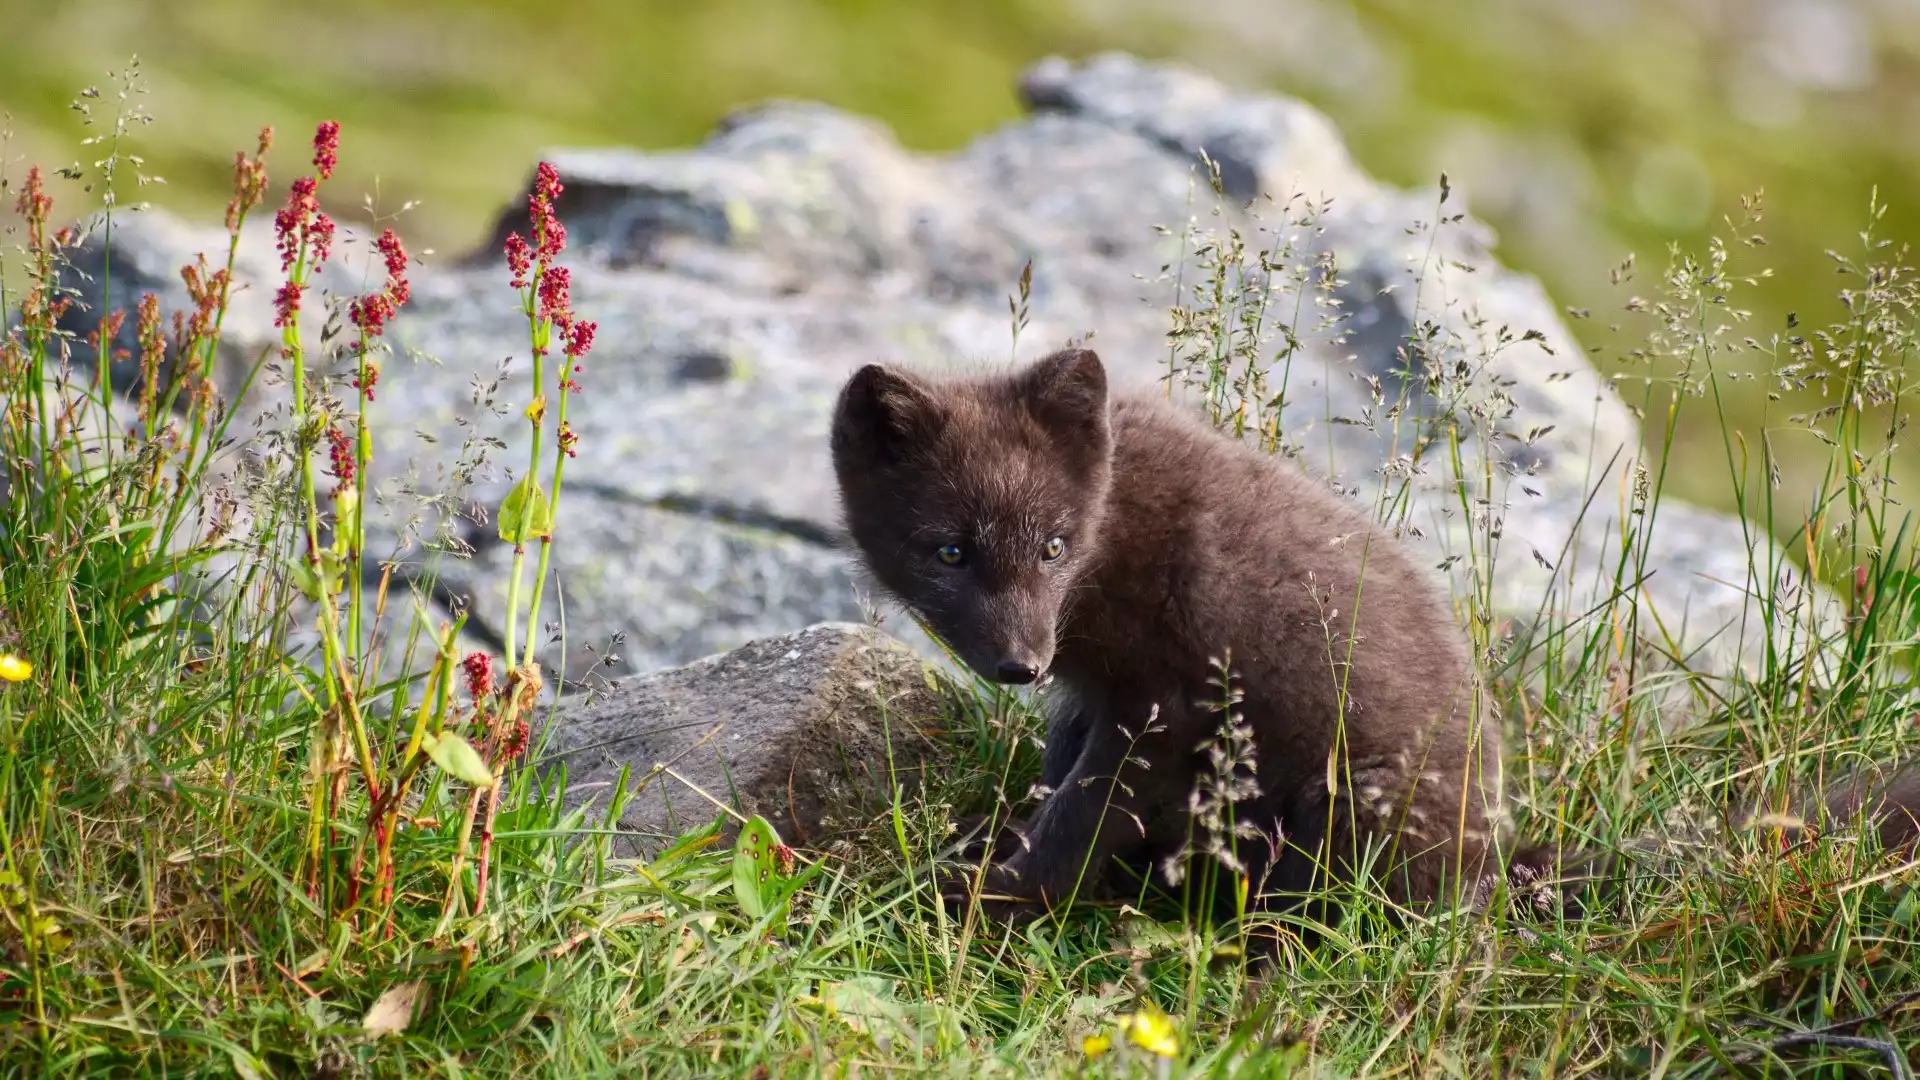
[829,347,1920,924]
[832,347,1500,919]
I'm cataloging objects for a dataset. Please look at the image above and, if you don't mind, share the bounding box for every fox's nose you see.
[994,660,1040,685]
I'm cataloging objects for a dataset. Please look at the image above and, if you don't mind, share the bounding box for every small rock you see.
[673,349,736,383]
[536,622,951,853]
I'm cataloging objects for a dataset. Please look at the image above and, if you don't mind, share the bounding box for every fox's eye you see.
[936,543,966,566]
[1042,537,1066,561]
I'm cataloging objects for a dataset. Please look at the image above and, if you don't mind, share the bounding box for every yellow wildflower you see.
[1120,1007,1180,1058]
[0,655,31,682]
[1081,1032,1112,1059]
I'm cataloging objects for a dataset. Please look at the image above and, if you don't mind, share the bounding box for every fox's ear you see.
[1021,348,1110,447]
[831,364,944,464]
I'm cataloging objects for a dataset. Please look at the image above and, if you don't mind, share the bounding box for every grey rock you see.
[54,51,1831,688]
[1018,51,1372,203]
[442,492,864,679]
[536,621,950,853]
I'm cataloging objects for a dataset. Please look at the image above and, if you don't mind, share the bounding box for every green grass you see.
[4,67,1920,1079]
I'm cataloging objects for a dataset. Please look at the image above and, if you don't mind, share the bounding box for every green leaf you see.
[811,976,908,1035]
[648,819,724,879]
[331,486,360,555]
[290,561,321,602]
[1120,913,1187,957]
[796,976,965,1052]
[497,476,552,543]
[230,1049,272,1080]
[290,550,347,602]
[421,731,496,789]
[1879,570,1920,635]
[318,549,347,588]
[731,814,787,921]
[1893,886,1918,927]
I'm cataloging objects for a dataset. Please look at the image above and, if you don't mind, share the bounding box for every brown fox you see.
[829,347,1920,924]
[831,346,1503,919]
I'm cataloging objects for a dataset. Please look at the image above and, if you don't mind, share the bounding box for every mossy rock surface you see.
[538,621,955,854]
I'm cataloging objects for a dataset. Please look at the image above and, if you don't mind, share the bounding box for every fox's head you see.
[830,348,1114,685]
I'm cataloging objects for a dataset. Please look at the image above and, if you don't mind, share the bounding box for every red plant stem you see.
[471,714,510,916]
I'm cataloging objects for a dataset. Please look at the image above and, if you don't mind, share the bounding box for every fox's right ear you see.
[1021,348,1111,460]
[1022,348,1108,430]
[831,364,944,464]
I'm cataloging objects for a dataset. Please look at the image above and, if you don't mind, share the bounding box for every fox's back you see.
[1067,391,1484,776]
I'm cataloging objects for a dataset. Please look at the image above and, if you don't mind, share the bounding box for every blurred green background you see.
[5,0,1919,517]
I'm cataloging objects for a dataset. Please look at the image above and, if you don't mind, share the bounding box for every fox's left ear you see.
[1021,348,1111,453]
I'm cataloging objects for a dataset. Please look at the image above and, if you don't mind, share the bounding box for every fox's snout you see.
[991,655,1044,685]
[966,594,1056,686]
[940,606,1055,688]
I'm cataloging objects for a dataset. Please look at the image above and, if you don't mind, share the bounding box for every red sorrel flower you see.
[564,319,596,360]
[505,233,533,290]
[97,308,127,349]
[463,652,496,700]
[504,160,569,291]
[136,294,162,364]
[532,161,565,256]
[354,361,382,402]
[347,294,393,337]
[275,177,315,271]
[559,318,596,393]
[349,228,412,341]
[313,121,340,181]
[136,292,163,413]
[325,424,354,490]
[272,282,302,328]
[534,160,563,203]
[307,210,336,267]
[378,230,411,304]
[498,718,532,762]
[181,257,229,345]
[271,123,344,329]
[537,265,571,327]
[15,165,51,226]
[15,166,53,259]
[226,127,273,234]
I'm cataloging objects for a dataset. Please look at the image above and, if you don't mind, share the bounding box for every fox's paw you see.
[937,862,1047,925]
[950,812,1032,863]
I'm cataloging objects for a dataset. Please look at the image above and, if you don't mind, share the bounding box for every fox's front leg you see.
[950,696,1093,864]
[947,701,1178,917]
[1040,692,1093,792]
